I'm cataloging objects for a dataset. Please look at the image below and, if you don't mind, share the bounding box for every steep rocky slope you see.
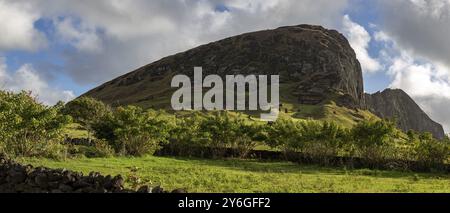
[83,24,364,108]
[365,89,445,139]
[82,24,444,137]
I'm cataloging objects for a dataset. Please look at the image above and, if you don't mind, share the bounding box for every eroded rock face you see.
[365,89,445,139]
[83,24,365,107]
[81,24,445,137]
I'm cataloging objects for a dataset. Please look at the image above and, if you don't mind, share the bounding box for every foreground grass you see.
[18,156,450,193]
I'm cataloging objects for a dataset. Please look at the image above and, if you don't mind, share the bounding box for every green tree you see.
[197,112,263,158]
[231,116,265,158]
[92,105,173,156]
[350,119,399,160]
[0,91,71,158]
[198,112,236,157]
[299,121,348,160]
[63,97,111,140]
[414,132,449,168]
[168,112,205,155]
[265,118,303,155]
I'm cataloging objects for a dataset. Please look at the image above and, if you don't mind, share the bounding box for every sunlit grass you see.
[18,156,450,193]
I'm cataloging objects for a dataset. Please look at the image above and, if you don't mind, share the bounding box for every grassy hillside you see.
[19,156,450,193]
[63,123,90,139]
[83,80,379,131]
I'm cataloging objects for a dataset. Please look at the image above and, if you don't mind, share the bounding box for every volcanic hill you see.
[81,24,445,138]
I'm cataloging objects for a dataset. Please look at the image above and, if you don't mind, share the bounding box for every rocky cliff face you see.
[82,24,445,137]
[83,24,365,108]
[365,89,445,139]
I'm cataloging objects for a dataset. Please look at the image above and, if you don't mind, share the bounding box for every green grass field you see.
[18,156,450,193]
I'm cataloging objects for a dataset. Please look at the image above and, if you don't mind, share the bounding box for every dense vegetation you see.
[1,91,449,171]
[0,91,71,158]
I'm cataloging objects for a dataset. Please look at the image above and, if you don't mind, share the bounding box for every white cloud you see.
[54,17,102,53]
[389,54,450,99]
[0,57,75,105]
[4,0,349,84]
[342,15,381,73]
[378,0,450,71]
[372,0,450,133]
[388,53,450,133]
[373,31,390,43]
[0,0,46,51]
[350,22,450,133]
[371,31,450,133]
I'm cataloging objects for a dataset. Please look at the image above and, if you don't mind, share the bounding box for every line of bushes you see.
[1,92,449,172]
[66,97,449,170]
[164,114,450,170]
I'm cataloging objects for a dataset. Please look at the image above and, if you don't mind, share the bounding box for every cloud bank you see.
[374,0,450,133]
[2,0,348,84]
[0,0,46,51]
[0,57,75,105]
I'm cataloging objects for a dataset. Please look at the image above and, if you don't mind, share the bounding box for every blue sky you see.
[0,0,388,96]
[3,17,94,95]
[342,0,391,92]
[1,0,450,132]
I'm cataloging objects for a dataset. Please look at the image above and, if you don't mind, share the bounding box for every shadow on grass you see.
[18,155,450,181]
[164,156,450,180]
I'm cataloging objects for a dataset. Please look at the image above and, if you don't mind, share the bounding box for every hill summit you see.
[365,89,445,139]
[82,24,445,138]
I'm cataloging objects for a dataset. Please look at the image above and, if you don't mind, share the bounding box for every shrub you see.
[91,112,117,142]
[350,119,399,161]
[265,118,302,155]
[413,133,449,168]
[92,139,115,157]
[63,97,112,140]
[92,106,173,156]
[0,91,71,158]
[194,112,263,158]
[167,112,264,158]
[231,116,265,158]
[167,112,205,156]
[265,119,349,163]
[299,121,349,162]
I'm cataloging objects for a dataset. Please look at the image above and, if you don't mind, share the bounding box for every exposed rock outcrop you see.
[365,89,445,139]
[82,24,444,137]
[83,24,365,108]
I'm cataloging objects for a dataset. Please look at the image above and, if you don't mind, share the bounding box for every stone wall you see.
[0,154,186,193]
